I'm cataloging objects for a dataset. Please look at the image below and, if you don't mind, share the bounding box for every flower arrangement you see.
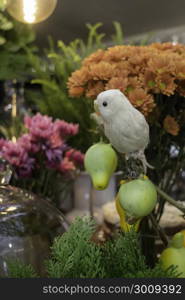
[67,43,185,229]
[0,113,84,202]
[68,42,185,117]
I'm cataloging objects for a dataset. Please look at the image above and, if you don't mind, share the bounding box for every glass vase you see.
[0,184,69,277]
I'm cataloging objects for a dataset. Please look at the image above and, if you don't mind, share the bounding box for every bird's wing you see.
[104,108,149,153]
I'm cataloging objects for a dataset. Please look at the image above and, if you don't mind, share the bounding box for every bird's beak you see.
[94,100,100,115]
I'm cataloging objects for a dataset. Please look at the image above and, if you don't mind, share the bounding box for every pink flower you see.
[65,149,84,166]
[3,141,25,166]
[2,141,35,177]
[0,138,7,155]
[53,120,79,139]
[57,157,76,173]
[24,113,54,141]
[0,138,6,147]
[18,134,32,151]
[49,131,64,148]
[1,113,83,178]
[17,134,40,153]
[57,149,84,175]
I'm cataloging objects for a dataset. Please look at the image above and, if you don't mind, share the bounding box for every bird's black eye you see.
[103,101,108,107]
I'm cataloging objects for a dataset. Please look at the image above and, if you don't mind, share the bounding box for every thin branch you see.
[149,214,169,247]
[155,185,185,214]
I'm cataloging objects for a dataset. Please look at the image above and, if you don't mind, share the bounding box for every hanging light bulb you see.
[6,0,58,24]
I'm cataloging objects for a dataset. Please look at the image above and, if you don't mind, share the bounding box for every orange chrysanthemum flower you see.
[103,45,134,62]
[69,86,85,97]
[67,42,185,116]
[67,67,89,88]
[156,73,176,96]
[83,49,105,66]
[105,77,128,92]
[163,115,180,136]
[114,61,130,77]
[150,42,185,55]
[86,81,105,98]
[128,88,155,115]
[88,62,116,80]
[175,60,185,80]
[142,70,157,91]
[147,54,175,75]
[127,76,143,91]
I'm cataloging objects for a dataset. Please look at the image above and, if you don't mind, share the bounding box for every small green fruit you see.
[118,177,157,219]
[160,232,185,277]
[84,143,118,190]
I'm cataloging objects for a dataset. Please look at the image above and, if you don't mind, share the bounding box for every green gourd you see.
[160,232,185,278]
[84,143,118,190]
[118,176,157,219]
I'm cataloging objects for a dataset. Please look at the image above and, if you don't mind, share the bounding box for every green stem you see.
[89,181,94,219]
[155,185,185,214]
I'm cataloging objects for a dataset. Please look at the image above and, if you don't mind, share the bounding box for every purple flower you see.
[24,113,54,141]
[45,147,63,168]
[17,157,35,177]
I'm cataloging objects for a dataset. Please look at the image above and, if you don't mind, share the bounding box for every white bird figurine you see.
[94,89,153,174]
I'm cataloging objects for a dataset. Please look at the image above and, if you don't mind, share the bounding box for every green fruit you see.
[118,177,157,218]
[84,143,118,190]
[160,232,185,277]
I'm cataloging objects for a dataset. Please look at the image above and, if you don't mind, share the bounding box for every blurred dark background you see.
[34,0,185,45]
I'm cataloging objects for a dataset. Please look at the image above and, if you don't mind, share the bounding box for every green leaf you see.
[31,79,59,92]
[0,34,5,44]
[112,21,124,45]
